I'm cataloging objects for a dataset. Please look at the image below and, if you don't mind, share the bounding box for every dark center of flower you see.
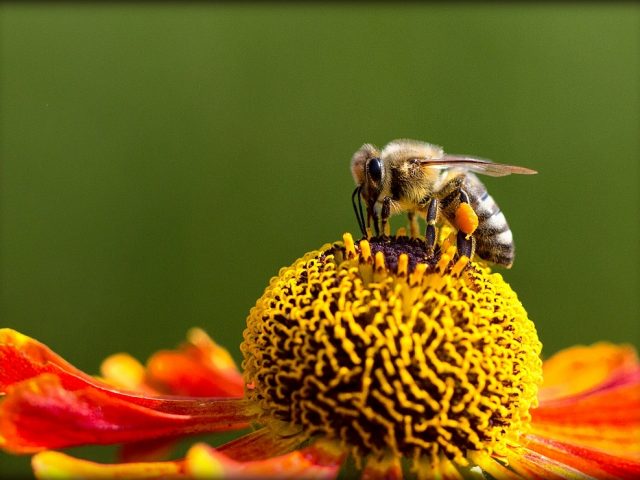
[241,233,542,468]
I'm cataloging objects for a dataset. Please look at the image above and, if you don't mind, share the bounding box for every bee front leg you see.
[367,209,380,237]
[380,197,392,238]
[425,197,438,254]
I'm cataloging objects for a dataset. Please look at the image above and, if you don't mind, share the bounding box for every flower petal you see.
[0,374,256,453]
[0,329,94,392]
[100,353,159,395]
[217,428,303,461]
[532,347,640,459]
[119,437,181,463]
[185,441,344,479]
[144,328,244,397]
[524,434,640,480]
[32,450,184,479]
[538,343,638,404]
[505,446,592,480]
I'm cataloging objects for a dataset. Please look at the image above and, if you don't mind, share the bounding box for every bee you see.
[351,139,537,267]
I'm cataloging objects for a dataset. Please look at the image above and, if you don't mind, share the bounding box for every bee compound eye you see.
[368,158,382,183]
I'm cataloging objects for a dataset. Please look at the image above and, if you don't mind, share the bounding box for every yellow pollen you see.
[241,233,542,470]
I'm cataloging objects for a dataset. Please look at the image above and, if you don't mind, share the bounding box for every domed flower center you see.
[241,233,542,468]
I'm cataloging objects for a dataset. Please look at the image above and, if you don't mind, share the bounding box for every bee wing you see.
[420,155,537,177]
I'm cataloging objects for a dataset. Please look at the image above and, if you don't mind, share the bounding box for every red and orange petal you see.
[537,342,639,403]
[143,328,245,397]
[31,440,344,480]
[99,328,244,398]
[0,373,255,453]
[0,329,95,393]
[0,329,256,453]
[527,343,640,480]
[32,451,185,479]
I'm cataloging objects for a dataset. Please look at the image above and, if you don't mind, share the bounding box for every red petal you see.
[218,427,303,461]
[0,373,256,453]
[100,328,245,398]
[146,328,244,397]
[532,348,640,459]
[0,329,94,392]
[505,446,591,480]
[185,441,344,479]
[524,435,640,480]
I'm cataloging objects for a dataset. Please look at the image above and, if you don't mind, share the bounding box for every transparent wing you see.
[419,155,537,177]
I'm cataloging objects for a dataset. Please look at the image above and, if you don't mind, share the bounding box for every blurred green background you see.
[1,3,638,477]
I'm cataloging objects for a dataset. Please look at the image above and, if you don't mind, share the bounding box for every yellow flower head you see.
[242,232,542,470]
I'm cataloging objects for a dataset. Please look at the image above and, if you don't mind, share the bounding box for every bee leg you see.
[408,212,419,238]
[456,230,476,259]
[368,209,380,237]
[380,197,392,238]
[455,189,478,259]
[425,197,438,254]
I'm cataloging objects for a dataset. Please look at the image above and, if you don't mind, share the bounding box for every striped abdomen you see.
[440,173,515,267]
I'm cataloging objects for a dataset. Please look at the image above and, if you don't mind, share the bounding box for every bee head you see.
[351,143,383,205]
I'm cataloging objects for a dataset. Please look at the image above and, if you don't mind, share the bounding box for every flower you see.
[1,232,639,479]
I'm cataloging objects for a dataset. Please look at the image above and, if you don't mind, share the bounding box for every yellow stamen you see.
[359,240,372,262]
[343,233,356,258]
[451,256,470,277]
[397,254,409,277]
[374,251,386,272]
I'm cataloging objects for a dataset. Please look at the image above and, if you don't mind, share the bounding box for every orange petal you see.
[532,348,640,459]
[32,450,184,479]
[505,446,590,480]
[185,441,344,479]
[100,353,160,396]
[538,343,638,403]
[218,427,303,461]
[0,329,94,392]
[144,328,245,397]
[119,437,181,463]
[524,434,640,480]
[0,374,256,453]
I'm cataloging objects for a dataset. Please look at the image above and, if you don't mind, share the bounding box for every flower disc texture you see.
[242,235,543,467]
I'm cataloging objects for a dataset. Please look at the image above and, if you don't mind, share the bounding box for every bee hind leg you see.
[455,189,478,260]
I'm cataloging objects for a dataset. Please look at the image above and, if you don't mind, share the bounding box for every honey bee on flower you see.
[351,139,537,267]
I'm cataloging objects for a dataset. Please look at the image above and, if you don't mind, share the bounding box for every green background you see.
[1,3,638,477]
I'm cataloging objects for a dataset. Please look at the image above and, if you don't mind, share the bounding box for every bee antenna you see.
[352,186,366,236]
